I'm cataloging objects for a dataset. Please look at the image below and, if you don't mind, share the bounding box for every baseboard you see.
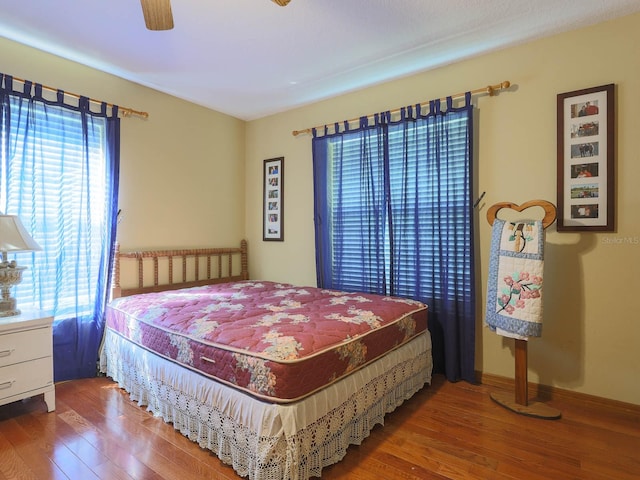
[477,371,640,416]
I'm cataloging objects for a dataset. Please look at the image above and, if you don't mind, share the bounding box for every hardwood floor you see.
[0,375,638,480]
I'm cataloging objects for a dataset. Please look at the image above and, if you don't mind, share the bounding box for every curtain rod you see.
[8,75,149,120]
[292,80,511,137]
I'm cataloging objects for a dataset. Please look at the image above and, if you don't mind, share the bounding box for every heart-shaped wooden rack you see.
[486,199,557,229]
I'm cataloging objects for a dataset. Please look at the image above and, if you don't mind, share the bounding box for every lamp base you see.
[0,265,26,317]
[0,296,20,317]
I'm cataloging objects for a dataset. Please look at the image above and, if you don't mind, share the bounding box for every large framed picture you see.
[263,156,284,241]
[556,84,615,231]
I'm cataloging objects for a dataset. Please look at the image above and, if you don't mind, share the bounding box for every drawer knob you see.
[0,380,15,390]
[0,349,14,358]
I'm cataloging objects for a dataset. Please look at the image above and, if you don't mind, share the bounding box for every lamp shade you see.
[0,215,42,252]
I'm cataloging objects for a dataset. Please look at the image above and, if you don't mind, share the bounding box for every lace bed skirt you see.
[100,329,432,480]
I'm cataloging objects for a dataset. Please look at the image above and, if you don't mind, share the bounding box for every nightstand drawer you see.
[0,356,53,402]
[0,326,52,368]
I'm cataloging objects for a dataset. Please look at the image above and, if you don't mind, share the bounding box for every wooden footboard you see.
[112,239,248,298]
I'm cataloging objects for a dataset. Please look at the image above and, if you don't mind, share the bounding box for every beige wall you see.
[246,12,640,405]
[0,38,246,252]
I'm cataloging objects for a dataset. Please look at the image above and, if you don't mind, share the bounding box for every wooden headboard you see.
[112,239,248,298]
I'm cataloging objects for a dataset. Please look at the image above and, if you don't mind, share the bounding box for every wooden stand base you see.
[490,391,561,420]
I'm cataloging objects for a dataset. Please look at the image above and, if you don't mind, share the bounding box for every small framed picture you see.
[557,84,614,231]
[263,157,284,241]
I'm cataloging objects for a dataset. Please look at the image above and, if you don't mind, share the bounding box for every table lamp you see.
[0,214,42,317]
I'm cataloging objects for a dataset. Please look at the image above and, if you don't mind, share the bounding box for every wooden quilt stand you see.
[486,199,562,420]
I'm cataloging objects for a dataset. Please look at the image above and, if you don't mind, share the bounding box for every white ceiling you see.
[1,0,639,121]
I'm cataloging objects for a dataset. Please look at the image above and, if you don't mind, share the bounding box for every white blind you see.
[326,113,471,300]
[1,97,108,318]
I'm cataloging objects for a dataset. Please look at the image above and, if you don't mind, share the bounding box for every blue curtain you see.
[0,73,120,381]
[312,96,476,382]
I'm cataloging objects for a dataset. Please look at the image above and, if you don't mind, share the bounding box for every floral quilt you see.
[105,281,428,402]
[485,218,545,339]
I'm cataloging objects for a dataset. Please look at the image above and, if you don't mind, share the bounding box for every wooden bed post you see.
[240,239,249,280]
[486,200,561,420]
[112,243,122,299]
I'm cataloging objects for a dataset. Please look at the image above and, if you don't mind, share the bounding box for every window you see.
[320,113,472,301]
[313,99,476,382]
[1,75,119,381]
[1,97,109,318]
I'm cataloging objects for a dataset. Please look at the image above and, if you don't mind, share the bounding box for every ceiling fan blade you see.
[140,0,174,31]
[271,0,291,6]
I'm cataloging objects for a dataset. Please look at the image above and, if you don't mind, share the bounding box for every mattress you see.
[105,280,428,403]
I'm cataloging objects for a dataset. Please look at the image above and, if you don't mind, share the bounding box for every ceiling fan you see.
[140,0,292,31]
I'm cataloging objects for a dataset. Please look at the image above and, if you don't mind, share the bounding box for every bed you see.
[99,240,432,479]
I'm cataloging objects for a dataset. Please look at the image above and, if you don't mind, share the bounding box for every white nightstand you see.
[0,311,55,412]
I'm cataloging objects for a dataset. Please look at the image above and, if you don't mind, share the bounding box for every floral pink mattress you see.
[105,281,428,403]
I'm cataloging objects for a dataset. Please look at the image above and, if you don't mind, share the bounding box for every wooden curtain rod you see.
[7,75,149,120]
[292,80,511,137]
